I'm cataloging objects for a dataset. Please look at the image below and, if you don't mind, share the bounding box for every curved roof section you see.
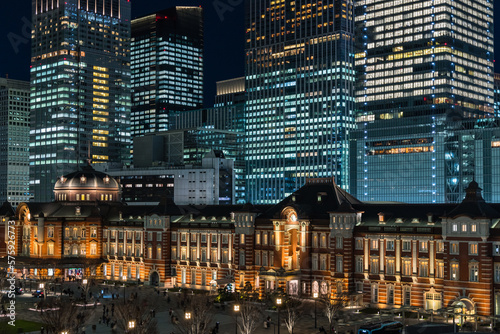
[54,165,120,192]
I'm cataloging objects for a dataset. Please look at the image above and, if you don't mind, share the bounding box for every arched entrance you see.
[149,271,160,286]
[452,298,475,326]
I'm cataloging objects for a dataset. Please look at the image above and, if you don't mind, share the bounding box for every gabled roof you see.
[447,180,500,219]
[261,178,362,220]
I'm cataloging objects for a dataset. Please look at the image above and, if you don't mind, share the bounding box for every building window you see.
[450,242,459,254]
[191,233,197,242]
[461,224,467,232]
[262,252,268,266]
[201,272,206,286]
[171,233,177,242]
[222,250,229,264]
[370,258,379,274]
[419,260,429,277]
[402,240,411,251]
[469,243,478,255]
[263,232,268,245]
[312,254,318,270]
[436,241,444,253]
[371,284,379,303]
[469,263,479,282]
[47,243,54,256]
[90,228,97,238]
[256,233,261,245]
[356,256,363,273]
[157,232,162,242]
[387,285,394,305]
[181,268,186,284]
[147,232,152,241]
[386,258,395,275]
[313,233,318,247]
[495,263,500,283]
[355,238,363,250]
[222,234,228,243]
[386,240,394,251]
[201,234,206,243]
[255,251,261,266]
[181,233,186,242]
[336,236,343,249]
[47,227,54,238]
[336,256,343,272]
[201,249,207,262]
[403,286,411,306]
[437,261,444,278]
[419,241,428,252]
[371,239,379,250]
[211,249,217,262]
[239,250,245,266]
[402,259,412,276]
[451,262,459,280]
[471,224,477,232]
[157,246,161,260]
[356,282,363,293]
[452,223,458,232]
[90,243,97,255]
[425,292,442,311]
[494,244,500,256]
[212,234,217,243]
[191,248,197,261]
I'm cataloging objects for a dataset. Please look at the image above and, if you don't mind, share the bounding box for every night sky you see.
[0,1,497,107]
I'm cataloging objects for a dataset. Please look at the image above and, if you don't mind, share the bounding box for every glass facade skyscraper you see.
[130,7,203,138]
[245,0,356,204]
[30,0,131,201]
[0,78,31,206]
[352,0,494,203]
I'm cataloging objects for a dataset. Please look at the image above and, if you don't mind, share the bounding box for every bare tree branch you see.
[283,298,305,334]
[175,294,215,334]
[39,299,94,334]
[237,300,263,334]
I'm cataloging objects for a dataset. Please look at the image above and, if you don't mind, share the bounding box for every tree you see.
[39,299,94,334]
[114,295,159,334]
[175,294,215,334]
[322,293,348,334]
[283,298,305,334]
[237,300,263,334]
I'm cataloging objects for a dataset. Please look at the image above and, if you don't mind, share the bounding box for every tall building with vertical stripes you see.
[130,7,203,139]
[0,77,30,206]
[30,0,131,201]
[245,0,356,204]
[352,0,494,203]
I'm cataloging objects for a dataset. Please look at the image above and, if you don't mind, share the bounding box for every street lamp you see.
[60,331,69,334]
[128,320,136,333]
[185,311,192,334]
[122,275,127,302]
[276,297,282,334]
[234,304,240,334]
[39,283,45,300]
[313,292,318,328]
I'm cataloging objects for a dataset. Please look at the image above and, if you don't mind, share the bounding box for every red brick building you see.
[2,170,500,318]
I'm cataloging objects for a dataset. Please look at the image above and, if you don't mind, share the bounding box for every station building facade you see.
[2,169,500,318]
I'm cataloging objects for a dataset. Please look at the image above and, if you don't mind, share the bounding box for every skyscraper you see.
[352,0,494,203]
[130,7,203,138]
[30,0,132,201]
[245,0,356,204]
[0,77,30,206]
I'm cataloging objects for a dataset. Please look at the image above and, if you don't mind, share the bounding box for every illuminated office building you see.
[494,74,500,117]
[30,0,132,201]
[130,7,203,138]
[245,0,356,204]
[352,0,494,203]
[0,77,30,206]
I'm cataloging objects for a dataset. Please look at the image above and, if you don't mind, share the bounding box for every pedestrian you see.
[167,295,171,303]
[152,309,155,317]
[40,326,44,334]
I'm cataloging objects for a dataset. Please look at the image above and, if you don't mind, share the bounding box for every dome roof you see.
[54,166,120,192]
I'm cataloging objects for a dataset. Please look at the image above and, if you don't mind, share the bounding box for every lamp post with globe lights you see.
[276,297,282,334]
[234,304,240,334]
[313,292,318,328]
